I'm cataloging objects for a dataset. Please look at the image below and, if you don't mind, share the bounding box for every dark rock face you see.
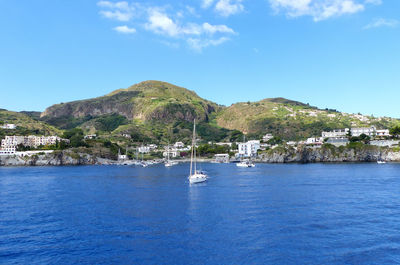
[258,146,393,163]
[148,103,215,123]
[41,91,139,119]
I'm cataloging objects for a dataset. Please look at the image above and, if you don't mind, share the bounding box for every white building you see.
[118,149,128,161]
[322,128,349,138]
[215,142,233,147]
[148,144,158,150]
[326,138,349,147]
[376,129,390,137]
[214,154,230,163]
[351,127,376,137]
[174,142,185,149]
[0,124,16,130]
[121,133,131,139]
[163,150,179,158]
[238,140,260,157]
[0,146,16,155]
[138,146,150,153]
[305,137,323,145]
[262,134,274,142]
[350,126,390,137]
[84,134,97,140]
[1,135,68,150]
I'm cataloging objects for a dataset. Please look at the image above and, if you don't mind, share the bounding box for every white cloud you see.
[202,0,215,9]
[145,9,235,37]
[113,25,136,34]
[364,18,399,29]
[364,0,382,5]
[97,1,129,9]
[99,10,133,21]
[269,0,378,21]
[202,22,235,34]
[187,37,230,51]
[97,1,135,21]
[215,0,244,16]
[145,9,181,37]
[97,1,237,50]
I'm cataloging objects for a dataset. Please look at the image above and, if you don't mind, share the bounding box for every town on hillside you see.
[2,119,400,164]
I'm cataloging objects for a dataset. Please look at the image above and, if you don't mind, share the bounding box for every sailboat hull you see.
[189,173,208,184]
[165,161,178,167]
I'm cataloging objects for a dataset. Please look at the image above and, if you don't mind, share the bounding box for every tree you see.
[390,126,400,138]
[62,128,86,147]
[267,137,283,145]
[350,134,370,144]
[70,134,85,147]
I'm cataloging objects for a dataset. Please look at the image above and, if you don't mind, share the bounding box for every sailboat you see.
[189,119,208,184]
[165,142,178,167]
[140,145,148,167]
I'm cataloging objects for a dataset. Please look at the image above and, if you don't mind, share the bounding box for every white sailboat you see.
[165,142,178,167]
[189,119,208,184]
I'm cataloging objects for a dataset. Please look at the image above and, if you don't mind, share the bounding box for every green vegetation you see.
[0,109,61,136]
[3,80,400,162]
[350,134,370,144]
[62,128,86,148]
[390,126,400,138]
[267,137,283,145]
[215,97,400,141]
[197,144,232,158]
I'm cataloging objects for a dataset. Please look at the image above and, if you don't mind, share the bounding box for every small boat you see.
[377,160,387,164]
[189,119,208,184]
[165,143,178,167]
[165,161,178,167]
[236,159,255,168]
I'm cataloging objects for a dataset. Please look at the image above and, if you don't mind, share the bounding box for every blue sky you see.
[0,0,399,117]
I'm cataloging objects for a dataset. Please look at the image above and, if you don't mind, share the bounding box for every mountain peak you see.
[261,97,310,107]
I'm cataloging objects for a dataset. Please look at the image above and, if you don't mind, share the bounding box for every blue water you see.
[1,163,400,264]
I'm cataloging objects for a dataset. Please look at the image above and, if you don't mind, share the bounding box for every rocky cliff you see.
[258,146,400,163]
[0,151,114,166]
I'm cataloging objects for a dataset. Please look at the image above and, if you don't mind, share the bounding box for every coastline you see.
[1,147,400,167]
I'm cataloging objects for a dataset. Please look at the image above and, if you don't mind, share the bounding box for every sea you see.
[1,163,400,264]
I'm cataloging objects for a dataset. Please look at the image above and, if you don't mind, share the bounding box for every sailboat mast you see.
[194,120,197,173]
[190,119,196,176]
[167,142,170,162]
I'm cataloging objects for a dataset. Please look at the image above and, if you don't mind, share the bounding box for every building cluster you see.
[162,142,191,158]
[305,126,391,147]
[0,135,69,155]
[0,124,16,130]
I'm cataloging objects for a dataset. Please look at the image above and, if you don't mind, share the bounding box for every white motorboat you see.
[189,119,208,184]
[377,160,387,164]
[236,160,255,168]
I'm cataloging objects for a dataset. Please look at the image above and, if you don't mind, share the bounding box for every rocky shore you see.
[257,145,400,163]
[2,145,400,167]
[0,150,115,167]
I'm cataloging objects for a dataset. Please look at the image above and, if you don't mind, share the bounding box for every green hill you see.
[38,81,400,143]
[41,80,220,124]
[215,98,400,140]
[40,81,240,144]
[0,109,61,137]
